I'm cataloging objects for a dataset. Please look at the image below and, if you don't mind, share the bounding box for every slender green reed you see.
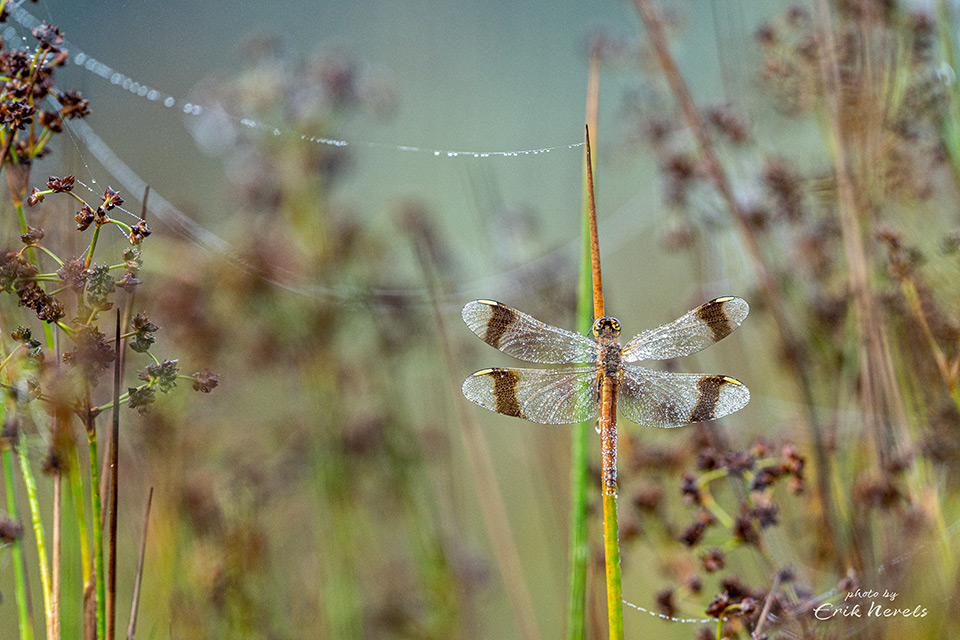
[2,439,34,640]
[85,409,106,640]
[16,430,54,634]
[566,95,599,640]
[601,492,623,640]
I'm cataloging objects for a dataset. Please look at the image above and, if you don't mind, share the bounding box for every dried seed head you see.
[75,204,95,231]
[46,175,74,192]
[655,589,676,618]
[681,471,702,505]
[702,547,725,572]
[100,186,124,211]
[191,369,220,393]
[705,592,730,618]
[20,226,43,245]
[679,521,706,547]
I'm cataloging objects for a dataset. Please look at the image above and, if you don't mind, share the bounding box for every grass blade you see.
[2,439,35,640]
[16,430,54,639]
[126,487,153,640]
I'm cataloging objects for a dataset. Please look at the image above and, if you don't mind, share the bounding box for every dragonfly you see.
[461,297,750,480]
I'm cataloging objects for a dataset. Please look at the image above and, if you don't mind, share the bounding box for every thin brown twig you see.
[812,0,893,473]
[752,572,782,638]
[585,124,624,640]
[632,0,843,571]
[585,126,604,320]
[106,310,121,640]
[126,487,153,640]
[411,231,544,640]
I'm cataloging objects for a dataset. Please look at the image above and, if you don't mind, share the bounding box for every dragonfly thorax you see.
[591,316,621,338]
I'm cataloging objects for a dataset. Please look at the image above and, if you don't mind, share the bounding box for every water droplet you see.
[163,97,175,107]
[938,61,956,87]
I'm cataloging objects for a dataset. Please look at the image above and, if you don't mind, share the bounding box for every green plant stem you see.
[699,484,734,530]
[84,225,103,269]
[0,343,25,372]
[51,470,61,640]
[68,444,92,585]
[33,244,64,266]
[566,421,589,640]
[106,310,122,640]
[15,200,29,235]
[567,96,599,640]
[16,432,54,637]
[601,492,624,640]
[86,412,106,640]
[2,441,35,640]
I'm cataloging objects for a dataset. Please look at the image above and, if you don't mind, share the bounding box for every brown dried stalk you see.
[632,0,843,567]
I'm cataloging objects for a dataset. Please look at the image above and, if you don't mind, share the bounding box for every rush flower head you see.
[100,186,124,211]
[46,175,75,192]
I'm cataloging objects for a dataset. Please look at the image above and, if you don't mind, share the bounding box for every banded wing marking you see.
[621,296,749,363]
[462,300,597,364]
[617,366,750,428]
[461,366,598,424]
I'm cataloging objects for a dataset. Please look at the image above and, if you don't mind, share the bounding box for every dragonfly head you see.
[591,316,621,338]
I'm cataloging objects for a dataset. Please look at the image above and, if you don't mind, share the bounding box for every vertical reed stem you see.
[568,53,601,640]
[632,0,843,570]
[85,405,106,640]
[585,127,624,640]
[126,487,153,640]
[52,469,60,640]
[3,439,35,640]
[106,311,122,640]
[16,433,54,639]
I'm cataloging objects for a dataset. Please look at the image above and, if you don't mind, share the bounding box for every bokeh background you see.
[2,0,960,638]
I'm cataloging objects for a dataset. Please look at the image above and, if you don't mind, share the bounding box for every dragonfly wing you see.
[621,296,749,362]
[618,365,750,428]
[462,300,597,364]
[462,366,599,424]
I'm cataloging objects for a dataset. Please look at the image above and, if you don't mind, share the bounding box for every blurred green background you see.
[2,0,960,638]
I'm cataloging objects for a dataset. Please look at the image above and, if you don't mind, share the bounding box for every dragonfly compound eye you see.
[591,318,603,337]
[592,317,621,337]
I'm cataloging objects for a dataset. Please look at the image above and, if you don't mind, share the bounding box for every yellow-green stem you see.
[84,225,103,269]
[601,492,624,640]
[567,106,599,640]
[3,441,35,640]
[68,444,91,586]
[87,423,106,640]
[16,433,54,636]
[15,201,29,235]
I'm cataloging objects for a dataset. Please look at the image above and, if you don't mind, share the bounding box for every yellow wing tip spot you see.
[477,299,499,306]
[714,296,735,303]
[472,368,496,376]
[721,376,743,385]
